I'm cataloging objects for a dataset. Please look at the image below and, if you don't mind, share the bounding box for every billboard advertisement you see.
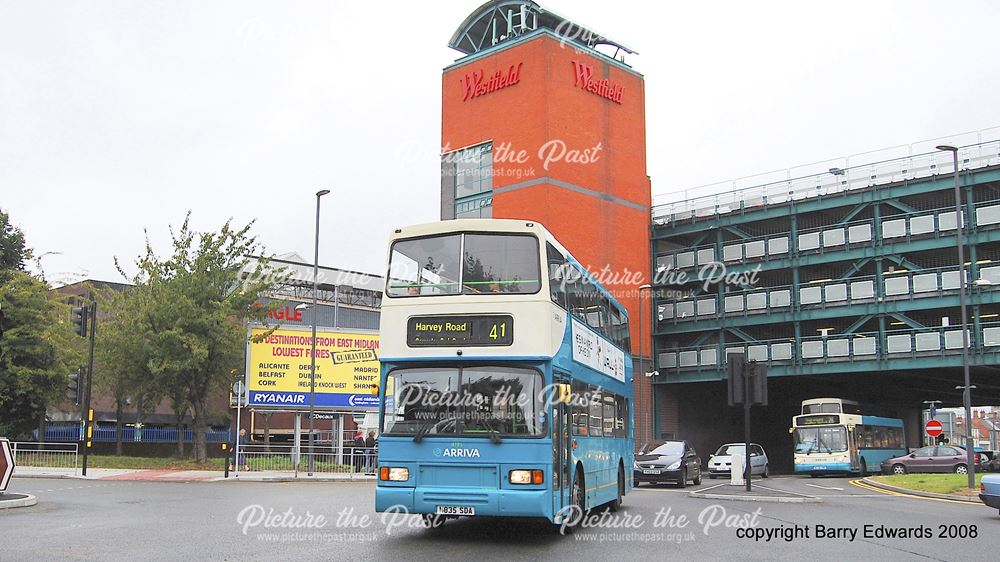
[246,326,380,410]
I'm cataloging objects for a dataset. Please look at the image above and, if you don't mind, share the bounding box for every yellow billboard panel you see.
[247,327,379,409]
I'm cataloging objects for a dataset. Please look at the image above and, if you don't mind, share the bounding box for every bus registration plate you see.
[436,505,475,516]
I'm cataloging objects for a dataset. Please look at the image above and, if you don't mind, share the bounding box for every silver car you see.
[707,443,769,479]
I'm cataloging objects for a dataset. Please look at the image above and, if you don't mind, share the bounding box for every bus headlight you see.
[509,469,544,485]
[380,467,409,481]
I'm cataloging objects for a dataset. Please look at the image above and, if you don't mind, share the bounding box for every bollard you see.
[222,443,230,479]
[730,452,745,486]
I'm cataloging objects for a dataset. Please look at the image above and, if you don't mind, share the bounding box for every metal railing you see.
[652,129,1000,224]
[656,264,995,325]
[657,323,1000,372]
[654,198,1000,274]
[43,424,231,443]
[11,442,78,473]
[232,444,376,479]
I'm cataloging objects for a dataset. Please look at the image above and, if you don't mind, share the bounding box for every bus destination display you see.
[407,315,513,347]
[795,414,840,426]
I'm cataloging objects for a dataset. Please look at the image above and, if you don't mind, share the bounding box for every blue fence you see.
[44,424,231,444]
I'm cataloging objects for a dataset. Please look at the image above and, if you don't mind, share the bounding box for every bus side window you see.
[565,267,585,322]
[599,296,611,336]
[588,387,604,437]
[888,427,903,449]
[571,380,588,436]
[602,392,615,436]
[614,395,626,437]
[547,243,568,308]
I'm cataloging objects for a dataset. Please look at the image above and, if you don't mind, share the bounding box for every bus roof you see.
[387,219,629,318]
[859,415,904,427]
[802,398,858,405]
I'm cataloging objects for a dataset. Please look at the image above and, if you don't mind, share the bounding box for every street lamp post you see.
[308,189,331,476]
[936,145,975,489]
[638,284,652,444]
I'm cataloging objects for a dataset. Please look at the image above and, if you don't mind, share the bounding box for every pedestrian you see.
[237,428,250,471]
[353,431,365,472]
[365,431,377,474]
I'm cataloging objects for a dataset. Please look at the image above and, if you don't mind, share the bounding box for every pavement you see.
[12,465,376,483]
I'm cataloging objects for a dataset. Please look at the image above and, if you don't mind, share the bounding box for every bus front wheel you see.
[859,459,867,477]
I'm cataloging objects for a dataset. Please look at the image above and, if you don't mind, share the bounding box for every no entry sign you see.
[925,419,944,437]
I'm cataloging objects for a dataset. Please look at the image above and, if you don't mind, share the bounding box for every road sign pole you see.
[744,361,751,493]
[81,301,96,477]
[234,381,243,478]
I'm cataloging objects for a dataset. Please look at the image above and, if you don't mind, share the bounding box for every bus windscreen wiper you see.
[413,407,443,443]
[479,416,502,444]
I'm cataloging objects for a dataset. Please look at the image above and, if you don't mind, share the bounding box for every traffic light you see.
[936,434,949,445]
[71,305,88,337]
[66,371,82,405]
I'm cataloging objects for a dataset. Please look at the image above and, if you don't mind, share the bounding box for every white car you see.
[707,443,769,479]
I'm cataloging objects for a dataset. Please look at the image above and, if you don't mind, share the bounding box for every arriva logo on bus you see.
[433,447,481,458]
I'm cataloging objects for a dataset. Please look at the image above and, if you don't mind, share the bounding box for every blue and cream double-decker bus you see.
[374,219,634,526]
[792,398,906,476]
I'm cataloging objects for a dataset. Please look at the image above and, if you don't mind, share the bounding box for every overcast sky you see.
[3,0,1000,285]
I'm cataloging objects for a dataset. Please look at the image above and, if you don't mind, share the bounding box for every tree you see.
[108,214,281,463]
[94,285,151,455]
[0,271,81,439]
[0,209,30,276]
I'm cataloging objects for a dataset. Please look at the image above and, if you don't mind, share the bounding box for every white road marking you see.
[805,483,844,491]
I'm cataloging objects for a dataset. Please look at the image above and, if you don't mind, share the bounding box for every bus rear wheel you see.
[571,468,586,520]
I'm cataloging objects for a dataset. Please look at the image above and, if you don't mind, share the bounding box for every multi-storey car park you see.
[648,130,1000,471]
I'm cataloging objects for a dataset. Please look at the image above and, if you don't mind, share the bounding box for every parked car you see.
[707,443,769,479]
[980,474,1000,515]
[989,452,1000,473]
[974,449,994,473]
[633,441,702,488]
[880,445,971,475]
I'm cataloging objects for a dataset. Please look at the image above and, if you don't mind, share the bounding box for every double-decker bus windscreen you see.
[382,366,546,437]
[793,426,848,454]
[387,233,540,297]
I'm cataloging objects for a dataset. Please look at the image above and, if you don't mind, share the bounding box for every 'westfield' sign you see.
[460,63,524,101]
[570,60,624,104]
